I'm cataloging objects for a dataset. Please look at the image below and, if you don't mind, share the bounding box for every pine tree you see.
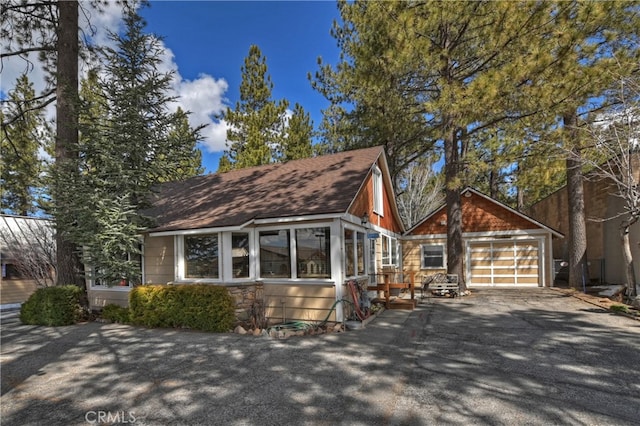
[57,5,203,285]
[313,1,562,289]
[1,75,49,215]
[1,0,98,286]
[279,103,313,162]
[219,45,289,171]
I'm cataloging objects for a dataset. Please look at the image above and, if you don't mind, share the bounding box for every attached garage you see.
[403,188,563,288]
[467,239,541,287]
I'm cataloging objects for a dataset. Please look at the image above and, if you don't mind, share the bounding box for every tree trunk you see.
[444,124,465,291]
[621,222,638,298]
[564,110,589,291]
[55,0,82,286]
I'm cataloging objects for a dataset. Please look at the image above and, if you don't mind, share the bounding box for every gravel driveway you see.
[1,288,639,425]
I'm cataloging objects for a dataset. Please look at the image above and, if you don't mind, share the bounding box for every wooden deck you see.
[367,272,418,310]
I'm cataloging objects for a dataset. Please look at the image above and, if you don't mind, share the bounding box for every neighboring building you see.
[404,188,562,288]
[529,163,640,286]
[0,215,55,306]
[87,146,405,324]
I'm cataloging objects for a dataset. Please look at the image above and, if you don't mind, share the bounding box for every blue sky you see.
[0,1,342,174]
[141,1,342,173]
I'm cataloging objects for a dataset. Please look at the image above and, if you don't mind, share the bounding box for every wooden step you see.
[387,299,417,310]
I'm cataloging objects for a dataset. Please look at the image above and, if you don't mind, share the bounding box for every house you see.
[528,162,640,286]
[87,146,405,324]
[403,188,562,288]
[0,215,55,307]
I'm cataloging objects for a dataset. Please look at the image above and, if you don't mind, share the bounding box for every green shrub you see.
[129,284,235,332]
[101,304,130,323]
[610,304,629,314]
[20,285,85,326]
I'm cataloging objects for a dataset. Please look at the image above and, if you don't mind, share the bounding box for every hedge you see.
[101,304,131,324]
[20,285,85,326]
[129,284,235,332]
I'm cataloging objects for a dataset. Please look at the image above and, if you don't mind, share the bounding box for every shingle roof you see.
[145,146,385,233]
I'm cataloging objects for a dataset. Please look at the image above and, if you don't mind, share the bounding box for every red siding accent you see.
[349,164,403,233]
[408,192,542,235]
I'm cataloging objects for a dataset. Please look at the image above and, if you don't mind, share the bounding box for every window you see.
[259,230,291,278]
[232,233,249,278]
[345,229,355,276]
[421,244,444,268]
[357,232,365,275]
[185,235,219,278]
[345,228,366,277]
[296,227,331,279]
[1,263,22,279]
[381,235,398,266]
[373,165,383,216]
[91,249,142,287]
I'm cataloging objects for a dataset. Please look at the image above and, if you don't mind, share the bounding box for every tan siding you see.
[402,238,447,283]
[144,235,174,284]
[0,279,38,304]
[528,173,639,283]
[263,283,337,324]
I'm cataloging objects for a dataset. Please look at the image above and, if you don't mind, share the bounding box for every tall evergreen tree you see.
[279,103,313,162]
[529,1,640,289]
[314,1,562,289]
[1,75,49,215]
[1,0,102,286]
[218,45,289,171]
[57,5,203,285]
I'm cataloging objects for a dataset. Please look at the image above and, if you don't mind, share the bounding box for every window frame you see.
[295,227,331,279]
[344,226,367,279]
[420,244,445,269]
[381,235,398,267]
[184,233,221,280]
[258,229,292,279]
[372,165,384,216]
[89,249,142,290]
[257,223,335,281]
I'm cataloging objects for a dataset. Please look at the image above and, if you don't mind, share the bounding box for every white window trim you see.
[381,235,398,267]
[175,233,222,282]
[373,165,384,217]
[257,223,335,281]
[343,224,367,279]
[89,247,142,290]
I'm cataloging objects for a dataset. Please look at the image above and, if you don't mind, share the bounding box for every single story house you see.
[528,158,640,285]
[87,146,405,323]
[403,188,563,288]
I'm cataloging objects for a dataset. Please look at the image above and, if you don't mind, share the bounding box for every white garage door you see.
[468,240,540,286]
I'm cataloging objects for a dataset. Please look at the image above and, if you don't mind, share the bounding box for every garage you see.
[468,240,541,287]
[403,188,563,288]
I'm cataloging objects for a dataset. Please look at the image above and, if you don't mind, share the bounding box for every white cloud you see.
[171,74,230,152]
[2,2,231,154]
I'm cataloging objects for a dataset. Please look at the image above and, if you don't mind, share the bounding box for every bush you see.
[20,285,85,326]
[129,284,235,332]
[101,304,130,323]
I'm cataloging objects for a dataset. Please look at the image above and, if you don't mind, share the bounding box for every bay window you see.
[259,230,291,278]
[296,227,331,279]
[232,232,249,278]
[185,234,219,278]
